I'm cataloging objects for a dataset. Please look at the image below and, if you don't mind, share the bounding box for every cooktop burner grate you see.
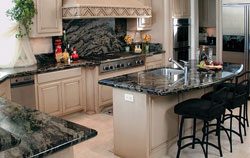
[83,53,122,61]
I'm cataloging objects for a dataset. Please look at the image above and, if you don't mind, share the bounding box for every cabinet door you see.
[38,82,62,116]
[30,0,62,37]
[145,61,163,70]
[172,0,190,18]
[99,85,113,107]
[145,54,165,70]
[207,0,216,27]
[199,0,216,27]
[62,77,83,114]
[172,0,182,18]
[182,0,190,18]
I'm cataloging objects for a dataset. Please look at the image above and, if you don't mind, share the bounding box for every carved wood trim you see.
[62,6,152,19]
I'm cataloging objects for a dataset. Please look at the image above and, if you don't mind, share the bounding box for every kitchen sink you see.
[148,67,184,76]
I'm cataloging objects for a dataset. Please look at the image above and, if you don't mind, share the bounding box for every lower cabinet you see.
[37,68,85,116]
[98,84,113,108]
[38,81,62,116]
[0,80,11,100]
[145,53,165,70]
[62,77,83,114]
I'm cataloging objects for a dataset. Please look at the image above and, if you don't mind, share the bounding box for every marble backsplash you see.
[63,18,127,57]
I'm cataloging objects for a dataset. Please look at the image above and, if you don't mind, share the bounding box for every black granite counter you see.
[0,127,20,152]
[0,59,97,84]
[0,51,165,84]
[98,61,243,96]
[0,97,97,157]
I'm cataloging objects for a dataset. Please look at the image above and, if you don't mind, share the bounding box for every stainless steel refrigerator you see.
[222,3,250,71]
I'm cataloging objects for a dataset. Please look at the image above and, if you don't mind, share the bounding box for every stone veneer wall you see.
[63,18,127,57]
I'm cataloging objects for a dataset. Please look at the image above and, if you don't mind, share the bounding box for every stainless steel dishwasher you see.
[11,75,36,109]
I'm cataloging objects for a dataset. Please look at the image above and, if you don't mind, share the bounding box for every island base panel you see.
[112,88,211,158]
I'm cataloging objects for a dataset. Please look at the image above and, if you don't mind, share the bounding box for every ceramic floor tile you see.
[63,108,250,158]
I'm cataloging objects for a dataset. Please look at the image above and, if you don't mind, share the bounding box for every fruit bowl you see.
[197,61,223,71]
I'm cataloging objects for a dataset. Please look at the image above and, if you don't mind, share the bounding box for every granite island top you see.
[0,97,97,158]
[98,61,243,96]
[0,51,165,84]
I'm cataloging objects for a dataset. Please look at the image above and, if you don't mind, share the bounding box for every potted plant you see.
[6,0,37,38]
[143,34,151,53]
[124,35,133,52]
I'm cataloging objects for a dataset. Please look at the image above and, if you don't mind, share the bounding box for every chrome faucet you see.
[168,58,188,85]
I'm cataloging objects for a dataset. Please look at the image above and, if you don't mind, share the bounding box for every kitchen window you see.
[0,1,36,68]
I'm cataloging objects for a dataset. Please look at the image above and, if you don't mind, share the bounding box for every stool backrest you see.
[236,71,250,94]
[210,87,229,106]
[229,79,249,109]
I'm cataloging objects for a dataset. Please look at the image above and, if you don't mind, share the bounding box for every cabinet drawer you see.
[37,68,81,84]
[146,54,163,63]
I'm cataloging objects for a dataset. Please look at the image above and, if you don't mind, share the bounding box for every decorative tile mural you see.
[63,18,127,57]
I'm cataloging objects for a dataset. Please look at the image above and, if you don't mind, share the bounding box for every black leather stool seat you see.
[175,98,225,121]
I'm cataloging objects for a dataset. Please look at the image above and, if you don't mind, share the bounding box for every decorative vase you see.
[144,44,149,53]
[125,46,130,52]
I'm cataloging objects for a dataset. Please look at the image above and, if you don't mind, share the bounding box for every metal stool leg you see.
[217,117,223,157]
[239,106,244,143]
[229,110,233,153]
[245,101,249,127]
[176,116,185,158]
[192,118,196,149]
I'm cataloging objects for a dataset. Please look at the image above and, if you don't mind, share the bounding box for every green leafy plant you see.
[6,0,37,38]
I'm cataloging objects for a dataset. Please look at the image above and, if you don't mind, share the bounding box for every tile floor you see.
[63,110,250,158]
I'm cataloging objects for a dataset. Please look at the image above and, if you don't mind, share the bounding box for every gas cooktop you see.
[83,52,145,73]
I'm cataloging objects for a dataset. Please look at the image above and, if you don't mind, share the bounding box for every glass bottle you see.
[62,30,68,50]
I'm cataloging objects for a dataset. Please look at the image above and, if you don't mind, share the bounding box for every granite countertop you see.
[98,61,243,96]
[0,127,20,152]
[0,59,97,83]
[0,51,165,84]
[0,97,97,157]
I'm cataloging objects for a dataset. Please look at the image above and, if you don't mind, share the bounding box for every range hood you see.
[62,0,152,19]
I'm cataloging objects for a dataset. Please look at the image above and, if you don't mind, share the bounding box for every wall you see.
[146,0,165,46]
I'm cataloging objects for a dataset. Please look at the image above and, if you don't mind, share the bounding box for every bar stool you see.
[174,87,228,158]
[217,71,250,130]
[202,78,249,153]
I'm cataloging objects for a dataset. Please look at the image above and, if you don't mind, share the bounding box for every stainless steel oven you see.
[173,18,190,61]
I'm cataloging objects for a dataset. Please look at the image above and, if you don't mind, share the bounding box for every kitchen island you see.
[98,62,243,158]
[0,97,97,158]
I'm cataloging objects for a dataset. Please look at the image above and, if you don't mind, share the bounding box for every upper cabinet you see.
[127,0,152,31]
[199,0,216,27]
[30,0,62,37]
[172,0,190,18]
[127,18,152,31]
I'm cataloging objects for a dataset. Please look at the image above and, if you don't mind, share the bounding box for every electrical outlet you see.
[124,94,134,102]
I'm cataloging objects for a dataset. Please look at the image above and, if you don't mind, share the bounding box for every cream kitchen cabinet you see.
[37,68,85,116]
[199,0,216,27]
[127,18,152,31]
[172,0,190,18]
[62,77,83,114]
[38,81,62,116]
[127,0,152,31]
[30,0,62,37]
[98,85,113,109]
[145,53,165,70]
[0,80,11,100]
